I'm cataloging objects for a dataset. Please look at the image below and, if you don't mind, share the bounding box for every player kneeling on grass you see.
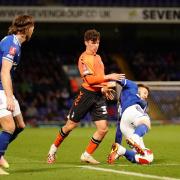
[108,141,154,165]
[107,79,153,165]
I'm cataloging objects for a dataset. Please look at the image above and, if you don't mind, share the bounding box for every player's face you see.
[85,40,100,54]
[26,26,34,41]
[138,87,149,100]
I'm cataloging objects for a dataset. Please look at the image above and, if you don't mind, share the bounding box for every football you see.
[135,148,154,165]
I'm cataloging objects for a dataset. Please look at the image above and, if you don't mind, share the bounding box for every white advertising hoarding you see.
[0,6,180,23]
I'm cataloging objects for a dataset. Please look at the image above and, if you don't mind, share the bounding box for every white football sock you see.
[117,144,126,156]
[83,151,90,157]
[49,144,57,154]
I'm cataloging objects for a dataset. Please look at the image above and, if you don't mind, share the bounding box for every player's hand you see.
[6,96,15,112]
[105,73,125,81]
[102,86,116,100]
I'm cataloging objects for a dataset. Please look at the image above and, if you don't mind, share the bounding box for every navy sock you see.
[9,128,24,143]
[134,124,148,137]
[124,149,136,163]
[115,120,123,144]
[0,131,12,157]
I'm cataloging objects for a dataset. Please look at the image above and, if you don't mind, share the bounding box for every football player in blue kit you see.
[107,79,153,164]
[0,15,34,175]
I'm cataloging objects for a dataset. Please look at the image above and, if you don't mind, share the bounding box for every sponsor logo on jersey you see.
[9,47,16,56]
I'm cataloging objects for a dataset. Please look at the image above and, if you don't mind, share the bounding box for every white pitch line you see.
[78,166,180,180]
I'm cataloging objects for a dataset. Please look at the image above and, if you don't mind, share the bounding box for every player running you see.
[47,29,125,164]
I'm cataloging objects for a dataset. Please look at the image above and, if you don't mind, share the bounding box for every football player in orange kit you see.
[47,29,125,164]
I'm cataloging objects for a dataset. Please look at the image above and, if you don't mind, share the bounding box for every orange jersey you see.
[78,51,106,92]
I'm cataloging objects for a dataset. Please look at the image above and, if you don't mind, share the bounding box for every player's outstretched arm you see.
[105,73,125,81]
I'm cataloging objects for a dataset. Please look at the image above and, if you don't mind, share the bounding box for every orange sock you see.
[54,128,69,147]
[54,133,64,147]
[86,137,101,154]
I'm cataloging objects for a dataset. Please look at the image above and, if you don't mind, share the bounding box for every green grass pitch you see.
[2,125,180,180]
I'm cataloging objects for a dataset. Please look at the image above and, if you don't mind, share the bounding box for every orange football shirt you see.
[78,51,106,92]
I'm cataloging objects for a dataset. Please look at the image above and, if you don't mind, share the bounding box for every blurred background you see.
[0,0,180,127]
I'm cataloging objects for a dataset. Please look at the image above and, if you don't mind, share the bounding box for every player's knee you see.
[20,124,26,129]
[143,121,151,130]
[64,120,78,132]
[4,124,15,134]
[63,125,74,132]
[98,126,109,136]
[21,121,26,129]
[138,119,151,130]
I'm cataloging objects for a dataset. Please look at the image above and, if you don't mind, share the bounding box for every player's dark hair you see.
[84,29,100,42]
[138,84,150,93]
[8,15,34,35]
